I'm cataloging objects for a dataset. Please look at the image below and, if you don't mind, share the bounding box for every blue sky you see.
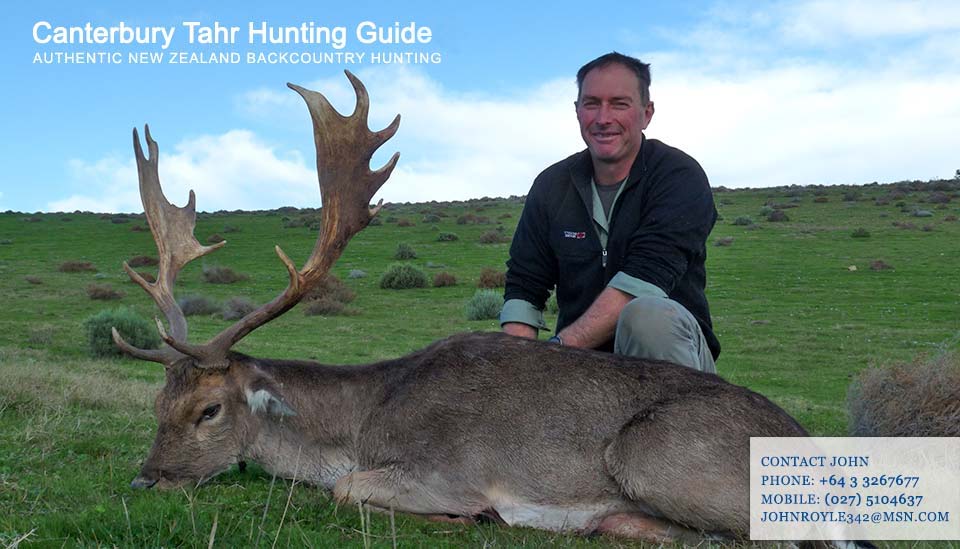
[3,0,959,213]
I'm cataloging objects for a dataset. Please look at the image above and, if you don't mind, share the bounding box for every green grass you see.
[1,184,958,547]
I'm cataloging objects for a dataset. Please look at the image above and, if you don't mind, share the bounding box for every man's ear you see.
[244,376,297,417]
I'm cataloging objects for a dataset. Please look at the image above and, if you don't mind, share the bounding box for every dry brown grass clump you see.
[433,272,457,287]
[478,230,510,244]
[302,274,357,316]
[714,236,735,247]
[59,260,97,273]
[478,268,506,289]
[847,352,960,436]
[86,284,124,300]
[201,264,249,284]
[127,255,159,268]
[869,260,893,271]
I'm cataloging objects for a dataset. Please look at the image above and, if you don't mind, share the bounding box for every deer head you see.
[119,71,399,488]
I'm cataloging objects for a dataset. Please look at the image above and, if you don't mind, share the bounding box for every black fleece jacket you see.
[504,137,721,359]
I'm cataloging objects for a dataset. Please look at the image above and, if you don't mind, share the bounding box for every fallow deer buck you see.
[116,71,810,544]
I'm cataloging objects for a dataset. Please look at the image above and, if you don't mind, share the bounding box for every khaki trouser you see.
[614,295,717,374]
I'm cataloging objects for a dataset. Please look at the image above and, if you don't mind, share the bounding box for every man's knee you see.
[614,296,715,373]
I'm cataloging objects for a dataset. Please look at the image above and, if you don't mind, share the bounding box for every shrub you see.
[842,191,861,202]
[394,243,418,260]
[130,225,149,232]
[0,239,12,245]
[766,210,789,222]
[437,232,459,242]
[87,284,124,300]
[869,260,893,271]
[207,233,225,244]
[478,268,506,289]
[731,216,754,226]
[813,196,829,203]
[433,272,457,287]
[945,215,958,222]
[24,275,43,285]
[714,236,735,247]
[367,216,383,226]
[110,216,130,224]
[547,293,559,314]
[379,263,428,289]
[347,269,368,279]
[177,294,220,316]
[758,205,774,217]
[456,214,476,225]
[127,255,159,268]
[202,264,249,284]
[135,271,157,283]
[926,191,951,204]
[850,228,871,238]
[422,214,441,223]
[465,289,502,321]
[221,296,256,320]
[397,218,414,227]
[303,274,356,305]
[59,260,97,273]
[478,230,510,244]
[847,352,960,436]
[83,307,161,358]
[303,296,357,316]
[223,225,241,233]
[912,209,934,217]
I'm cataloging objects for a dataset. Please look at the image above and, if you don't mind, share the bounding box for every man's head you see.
[575,52,655,182]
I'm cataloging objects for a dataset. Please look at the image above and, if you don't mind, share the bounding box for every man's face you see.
[576,63,654,175]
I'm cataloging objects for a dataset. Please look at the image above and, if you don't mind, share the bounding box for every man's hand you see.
[502,322,538,339]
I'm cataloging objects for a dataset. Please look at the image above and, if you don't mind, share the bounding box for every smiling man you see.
[501,52,720,372]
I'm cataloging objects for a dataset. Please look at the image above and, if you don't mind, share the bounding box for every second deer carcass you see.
[116,71,808,544]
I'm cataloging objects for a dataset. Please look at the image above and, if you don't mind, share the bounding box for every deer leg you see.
[333,468,479,521]
[603,397,754,537]
[592,512,703,544]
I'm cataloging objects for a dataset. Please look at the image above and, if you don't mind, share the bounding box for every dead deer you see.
[117,71,813,544]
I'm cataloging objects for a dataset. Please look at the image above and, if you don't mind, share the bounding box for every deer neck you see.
[238,357,394,488]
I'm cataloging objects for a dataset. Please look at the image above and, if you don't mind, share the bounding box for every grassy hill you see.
[1,180,958,547]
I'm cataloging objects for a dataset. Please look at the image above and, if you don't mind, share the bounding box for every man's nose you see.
[596,103,613,124]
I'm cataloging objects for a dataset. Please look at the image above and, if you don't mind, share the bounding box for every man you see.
[500,52,720,372]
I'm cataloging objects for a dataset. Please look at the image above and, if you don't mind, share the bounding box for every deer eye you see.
[200,404,221,422]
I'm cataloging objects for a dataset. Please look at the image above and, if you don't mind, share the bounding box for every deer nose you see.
[130,475,159,489]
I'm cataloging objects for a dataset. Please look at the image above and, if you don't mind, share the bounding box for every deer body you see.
[134,332,805,539]
[116,73,816,543]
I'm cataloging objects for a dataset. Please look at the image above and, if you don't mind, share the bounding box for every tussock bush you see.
[433,272,457,287]
[396,218,415,227]
[221,297,256,320]
[945,215,958,222]
[851,228,871,238]
[130,225,149,232]
[27,325,55,347]
[367,216,383,226]
[110,216,130,224]
[127,255,159,268]
[177,294,220,316]
[59,261,97,273]
[847,352,960,436]
[478,230,510,244]
[758,205,775,217]
[437,232,459,242]
[394,243,418,260]
[207,233,225,244]
[0,239,12,245]
[842,191,861,202]
[813,196,829,203]
[731,216,754,226]
[714,236,735,247]
[24,275,43,285]
[83,307,161,358]
[456,214,476,225]
[465,289,502,321]
[380,263,428,290]
[134,271,157,283]
[304,274,356,305]
[223,225,241,233]
[348,269,367,279]
[422,214,441,223]
[304,296,357,316]
[87,284,124,300]
[202,264,249,284]
[766,210,789,222]
[912,209,934,217]
[869,260,893,271]
[477,268,506,289]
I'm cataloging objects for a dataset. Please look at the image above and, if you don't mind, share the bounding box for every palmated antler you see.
[112,126,225,363]
[115,70,400,368]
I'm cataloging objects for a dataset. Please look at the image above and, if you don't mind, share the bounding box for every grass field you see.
[1,180,958,547]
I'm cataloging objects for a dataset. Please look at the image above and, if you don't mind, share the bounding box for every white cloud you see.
[49,130,316,213]
[779,0,960,44]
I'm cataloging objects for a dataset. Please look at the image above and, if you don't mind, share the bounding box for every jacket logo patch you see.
[563,231,587,240]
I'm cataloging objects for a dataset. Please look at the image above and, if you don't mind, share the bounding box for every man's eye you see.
[200,404,221,421]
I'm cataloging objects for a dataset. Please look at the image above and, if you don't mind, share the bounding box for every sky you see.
[2,0,959,213]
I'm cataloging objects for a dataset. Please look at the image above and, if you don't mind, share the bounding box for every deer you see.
[114,70,828,545]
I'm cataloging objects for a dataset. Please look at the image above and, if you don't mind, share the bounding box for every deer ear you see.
[244,377,297,417]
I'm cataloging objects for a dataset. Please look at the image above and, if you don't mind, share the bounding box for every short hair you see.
[576,52,651,105]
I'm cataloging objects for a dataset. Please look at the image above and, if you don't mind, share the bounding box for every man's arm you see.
[554,286,633,347]
[503,322,538,339]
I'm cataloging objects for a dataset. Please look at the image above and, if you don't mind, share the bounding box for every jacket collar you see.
[569,134,648,210]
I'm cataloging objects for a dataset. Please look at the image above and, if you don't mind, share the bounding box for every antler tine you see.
[114,126,225,364]
[195,72,400,360]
